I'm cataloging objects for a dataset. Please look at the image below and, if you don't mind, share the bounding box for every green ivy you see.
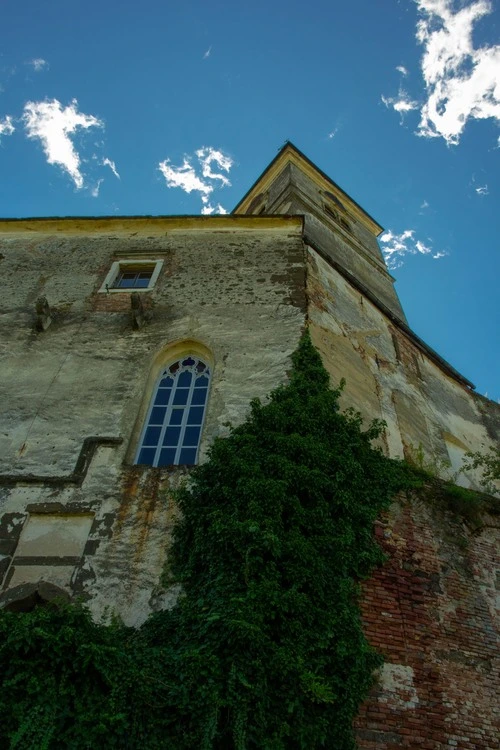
[0,332,410,749]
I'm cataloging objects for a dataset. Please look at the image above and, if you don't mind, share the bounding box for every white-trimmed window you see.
[99,259,164,293]
[135,355,211,467]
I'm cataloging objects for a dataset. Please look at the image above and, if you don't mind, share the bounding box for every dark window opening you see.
[112,266,155,289]
[324,205,339,222]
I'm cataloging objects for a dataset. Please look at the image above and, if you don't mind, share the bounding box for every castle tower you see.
[233,141,407,323]
[0,144,498,749]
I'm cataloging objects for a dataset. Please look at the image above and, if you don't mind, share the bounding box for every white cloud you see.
[91,179,103,198]
[384,1,500,145]
[158,146,233,214]
[327,128,338,139]
[396,65,409,76]
[420,199,429,210]
[379,228,446,268]
[28,58,49,72]
[381,91,419,120]
[102,157,120,179]
[415,238,432,254]
[203,46,212,59]
[159,157,213,196]
[475,184,489,195]
[23,98,103,188]
[201,202,228,215]
[0,115,15,141]
[195,146,233,185]
[416,0,500,144]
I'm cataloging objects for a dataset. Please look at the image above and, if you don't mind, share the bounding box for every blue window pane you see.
[169,409,183,425]
[163,426,181,446]
[194,375,209,388]
[191,388,207,405]
[150,406,167,424]
[154,389,170,406]
[160,376,174,388]
[135,277,150,288]
[187,406,204,424]
[173,388,189,406]
[144,426,161,445]
[177,371,192,387]
[138,448,156,465]
[183,426,201,446]
[115,272,136,288]
[182,357,195,367]
[158,448,176,466]
[187,406,205,424]
[179,448,197,465]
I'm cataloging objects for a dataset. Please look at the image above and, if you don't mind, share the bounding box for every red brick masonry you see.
[355,494,499,750]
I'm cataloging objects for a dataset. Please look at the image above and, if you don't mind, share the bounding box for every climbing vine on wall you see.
[0,332,410,749]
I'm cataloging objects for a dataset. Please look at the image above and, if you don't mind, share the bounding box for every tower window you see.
[323,190,346,212]
[324,205,339,222]
[135,356,211,467]
[324,204,351,233]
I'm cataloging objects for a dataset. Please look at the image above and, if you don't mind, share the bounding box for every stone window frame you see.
[98,259,164,294]
[135,355,211,467]
[127,339,214,466]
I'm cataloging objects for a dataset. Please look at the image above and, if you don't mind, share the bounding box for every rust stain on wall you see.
[132,469,162,564]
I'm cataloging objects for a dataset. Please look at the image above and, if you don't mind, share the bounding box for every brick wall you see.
[355,491,499,750]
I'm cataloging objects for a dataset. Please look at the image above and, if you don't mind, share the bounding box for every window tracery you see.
[135,356,210,466]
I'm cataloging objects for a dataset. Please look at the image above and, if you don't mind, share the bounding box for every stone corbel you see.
[35,296,52,332]
[131,294,151,329]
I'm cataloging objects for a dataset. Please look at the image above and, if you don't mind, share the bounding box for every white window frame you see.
[98,259,164,293]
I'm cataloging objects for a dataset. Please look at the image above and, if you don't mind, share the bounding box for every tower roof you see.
[232,141,384,236]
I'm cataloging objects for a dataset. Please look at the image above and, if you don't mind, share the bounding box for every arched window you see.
[135,355,211,466]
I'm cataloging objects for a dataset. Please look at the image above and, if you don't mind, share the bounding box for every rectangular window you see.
[98,259,164,294]
[4,513,94,592]
[113,266,154,289]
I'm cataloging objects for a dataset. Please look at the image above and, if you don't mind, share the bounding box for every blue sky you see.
[1,0,499,398]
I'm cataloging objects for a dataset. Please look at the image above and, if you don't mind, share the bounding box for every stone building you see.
[0,143,498,748]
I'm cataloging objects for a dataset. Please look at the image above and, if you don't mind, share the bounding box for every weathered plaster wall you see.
[355,491,499,750]
[307,246,500,490]
[0,218,306,623]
